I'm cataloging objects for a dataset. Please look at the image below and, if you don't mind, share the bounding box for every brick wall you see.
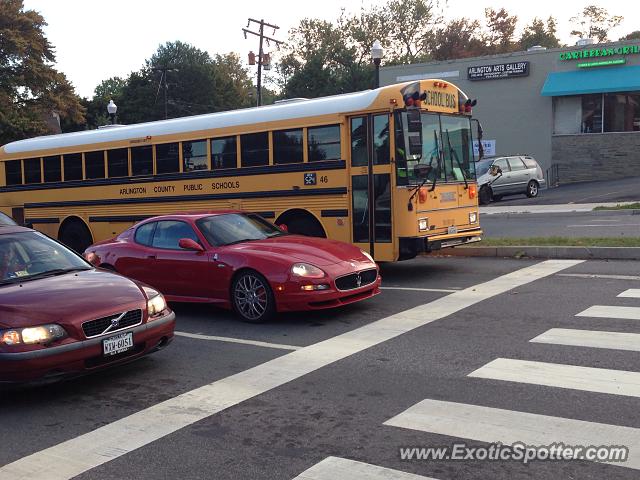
[552,133,640,183]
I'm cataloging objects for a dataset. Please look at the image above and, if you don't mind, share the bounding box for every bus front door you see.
[349,114,394,261]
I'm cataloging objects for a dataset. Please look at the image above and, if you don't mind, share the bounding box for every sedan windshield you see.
[196,213,286,246]
[0,231,91,285]
[475,159,494,177]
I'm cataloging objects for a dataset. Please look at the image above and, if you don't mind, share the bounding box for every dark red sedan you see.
[85,211,381,322]
[0,225,175,383]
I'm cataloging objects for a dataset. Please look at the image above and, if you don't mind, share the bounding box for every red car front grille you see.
[82,310,143,338]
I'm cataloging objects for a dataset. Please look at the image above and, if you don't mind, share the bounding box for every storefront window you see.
[581,94,602,133]
[604,92,640,132]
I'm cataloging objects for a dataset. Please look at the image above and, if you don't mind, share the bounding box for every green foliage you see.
[519,17,561,50]
[0,0,84,144]
[432,18,484,61]
[619,31,640,41]
[569,5,623,42]
[482,8,519,54]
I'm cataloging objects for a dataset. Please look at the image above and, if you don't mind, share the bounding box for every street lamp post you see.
[107,100,117,125]
[371,40,383,89]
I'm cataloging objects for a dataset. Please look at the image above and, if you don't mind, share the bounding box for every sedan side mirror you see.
[178,238,204,252]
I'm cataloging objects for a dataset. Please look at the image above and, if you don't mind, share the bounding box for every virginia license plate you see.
[447,225,458,235]
[103,332,134,356]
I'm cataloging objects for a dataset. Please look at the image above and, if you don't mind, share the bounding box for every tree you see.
[519,17,561,50]
[482,8,519,54]
[0,0,84,144]
[432,18,485,61]
[619,31,640,41]
[569,5,623,42]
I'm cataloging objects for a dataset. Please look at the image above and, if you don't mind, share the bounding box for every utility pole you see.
[243,18,282,107]
[153,66,178,119]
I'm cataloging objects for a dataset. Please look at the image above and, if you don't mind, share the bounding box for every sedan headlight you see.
[0,324,67,346]
[291,263,326,279]
[360,250,375,263]
[142,286,168,317]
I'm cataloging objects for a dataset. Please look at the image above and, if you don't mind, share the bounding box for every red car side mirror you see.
[178,238,204,252]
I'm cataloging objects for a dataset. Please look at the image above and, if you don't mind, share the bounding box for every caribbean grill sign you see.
[467,62,530,81]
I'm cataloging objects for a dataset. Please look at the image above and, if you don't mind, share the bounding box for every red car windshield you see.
[196,213,285,246]
[0,231,90,285]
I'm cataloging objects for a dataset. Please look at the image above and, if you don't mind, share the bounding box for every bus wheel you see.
[479,186,492,205]
[59,219,93,254]
[276,212,326,238]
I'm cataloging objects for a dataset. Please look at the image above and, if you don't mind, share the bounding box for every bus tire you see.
[276,211,326,238]
[479,186,492,205]
[59,218,93,254]
[526,180,539,198]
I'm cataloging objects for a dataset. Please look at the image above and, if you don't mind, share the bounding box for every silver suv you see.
[476,155,546,204]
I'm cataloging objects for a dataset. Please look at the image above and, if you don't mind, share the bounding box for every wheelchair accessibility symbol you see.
[304,173,317,185]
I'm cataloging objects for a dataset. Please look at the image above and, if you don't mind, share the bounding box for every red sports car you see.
[0,225,175,383]
[85,211,381,322]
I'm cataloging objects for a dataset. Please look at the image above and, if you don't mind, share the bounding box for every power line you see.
[152,66,178,119]
[243,18,283,107]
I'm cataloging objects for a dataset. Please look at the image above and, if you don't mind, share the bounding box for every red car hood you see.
[0,269,147,330]
[227,235,368,267]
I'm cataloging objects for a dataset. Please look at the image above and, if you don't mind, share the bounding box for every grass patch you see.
[481,237,640,247]
[593,202,640,211]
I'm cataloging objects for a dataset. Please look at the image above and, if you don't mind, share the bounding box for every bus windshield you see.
[395,112,476,185]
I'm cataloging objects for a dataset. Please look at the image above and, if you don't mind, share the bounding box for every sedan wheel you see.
[526,180,539,198]
[232,271,275,323]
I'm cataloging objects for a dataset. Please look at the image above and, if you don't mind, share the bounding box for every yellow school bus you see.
[0,80,482,261]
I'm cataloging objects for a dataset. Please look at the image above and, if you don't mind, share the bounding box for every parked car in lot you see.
[476,155,546,204]
[0,226,175,383]
[84,211,381,323]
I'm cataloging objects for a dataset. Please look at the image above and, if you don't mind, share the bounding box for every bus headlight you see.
[418,218,429,231]
[469,212,478,224]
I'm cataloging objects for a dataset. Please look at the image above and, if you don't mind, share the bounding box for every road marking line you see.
[292,456,438,480]
[175,331,301,351]
[567,224,640,227]
[558,273,640,281]
[0,260,582,480]
[468,358,640,397]
[576,305,640,321]
[385,399,640,469]
[619,289,640,298]
[531,328,640,352]
[381,287,458,293]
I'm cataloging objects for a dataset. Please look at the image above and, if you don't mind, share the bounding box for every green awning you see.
[541,66,640,96]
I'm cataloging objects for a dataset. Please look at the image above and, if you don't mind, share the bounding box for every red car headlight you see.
[0,324,67,346]
[291,263,326,279]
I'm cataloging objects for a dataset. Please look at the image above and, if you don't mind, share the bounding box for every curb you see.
[439,246,640,260]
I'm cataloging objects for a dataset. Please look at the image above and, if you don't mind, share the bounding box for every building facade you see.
[380,40,640,184]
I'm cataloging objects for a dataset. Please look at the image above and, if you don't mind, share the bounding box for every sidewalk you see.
[480,202,638,215]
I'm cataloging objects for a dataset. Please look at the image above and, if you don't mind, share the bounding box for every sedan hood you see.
[227,235,368,267]
[0,269,147,330]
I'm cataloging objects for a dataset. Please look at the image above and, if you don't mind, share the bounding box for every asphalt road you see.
[2,256,640,480]
[492,176,640,206]
[481,210,640,238]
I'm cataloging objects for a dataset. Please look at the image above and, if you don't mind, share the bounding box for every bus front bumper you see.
[399,229,483,260]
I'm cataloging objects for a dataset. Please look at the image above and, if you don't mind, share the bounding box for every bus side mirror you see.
[406,109,423,158]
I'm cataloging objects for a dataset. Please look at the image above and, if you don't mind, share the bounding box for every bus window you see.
[85,151,105,179]
[107,148,129,177]
[350,117,368,167]
[5,160,22,185]
[63,153,82,181]
[373,114,390,165]
[183,140,208,172]
[273,129,303,165]
[131,145,153,176]
[308,125,340,162]
[24,158,41,184]
[241,132,269,167]
[211,137,237,169]
[156,143,179,174]
[43,155,61,183]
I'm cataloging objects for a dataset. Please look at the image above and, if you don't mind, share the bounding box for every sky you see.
[22,0,639,98]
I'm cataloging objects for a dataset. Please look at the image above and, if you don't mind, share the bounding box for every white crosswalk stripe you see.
[292,457,438,480]
[618,289,640,298]
[384,399,640,470]
[576,305,640,321]
[531,328,640,352]
[468,358,640,398]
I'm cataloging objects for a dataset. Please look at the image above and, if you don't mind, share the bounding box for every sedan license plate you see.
[103,332,134,356]
[447,225,458,235]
